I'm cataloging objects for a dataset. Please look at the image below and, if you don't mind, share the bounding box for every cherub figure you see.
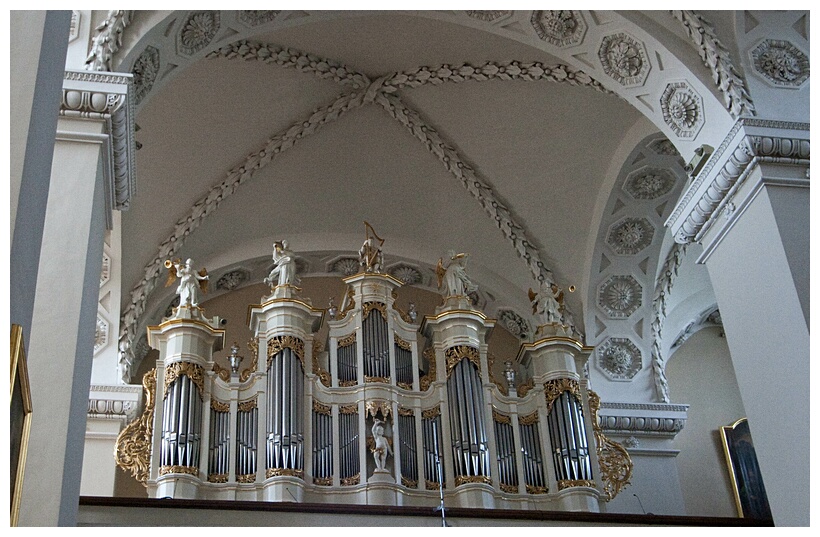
[529,280,563,325]
[436,251,478,297]
[264,240,296,288]
[371,419,392,472]
[165,258,209,307]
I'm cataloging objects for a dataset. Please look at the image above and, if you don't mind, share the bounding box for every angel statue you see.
[359,221,384,273]
[436,251,479,297]
[371,419,392,472]
[264,240,296,288]
[528,280,564,325]
[165,258,209,308]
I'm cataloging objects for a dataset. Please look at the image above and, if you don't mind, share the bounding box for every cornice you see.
[598,401,689,438]
[666,118,809,245]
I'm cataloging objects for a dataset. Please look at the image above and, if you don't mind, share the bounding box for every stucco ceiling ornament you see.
[388,264,422,285]
[119,44,609,377]
[623,168,675,200]
[750,39,809,88]
[530,10,587,48]
[606,217,654,256]
[670,10,755,118]
[332,257,361,276]
[660,82,705,139]
[215,269,249,291]
[237,10,280,27]
[598,32,650,87]
[598,275,642,319]
[178,11,221,57]
[497,309,531,340]
[84,10,133,72]
[95,315,109,354]
[131,46,160,105]
[648,138,680,157]
[465,11,512,23]
[597,338,641,381]
[100,252,111,287]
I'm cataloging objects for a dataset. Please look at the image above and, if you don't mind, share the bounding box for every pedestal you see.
[367,470,397,505]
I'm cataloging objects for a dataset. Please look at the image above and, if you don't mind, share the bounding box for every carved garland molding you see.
[85,10,134,72]
[118,47,607,378]
[670,10,755,118]
[650,242,688,403]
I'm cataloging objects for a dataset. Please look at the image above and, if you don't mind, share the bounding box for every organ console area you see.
[115,234,632,512]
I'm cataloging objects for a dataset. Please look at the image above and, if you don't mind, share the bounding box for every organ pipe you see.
[266,346,305,473]
[446,357,489,480]
[160,373,202,471]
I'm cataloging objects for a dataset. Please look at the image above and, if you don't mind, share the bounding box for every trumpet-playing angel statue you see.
[165,258,209,307]
[436,250,478,297]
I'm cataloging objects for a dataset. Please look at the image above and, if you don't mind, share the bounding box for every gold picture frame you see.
[10,324,33,527]
[720,417,772,520]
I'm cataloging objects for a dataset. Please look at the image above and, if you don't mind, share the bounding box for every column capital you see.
[60,69,136,221]
[666,118,809,245]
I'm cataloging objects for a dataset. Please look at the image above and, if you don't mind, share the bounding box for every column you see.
[667,120,809,525]
[18,66,134,525]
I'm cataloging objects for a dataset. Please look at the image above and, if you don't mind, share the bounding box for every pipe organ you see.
[121,254,632,511]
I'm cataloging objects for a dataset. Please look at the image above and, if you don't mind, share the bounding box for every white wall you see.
[666,326,745,518]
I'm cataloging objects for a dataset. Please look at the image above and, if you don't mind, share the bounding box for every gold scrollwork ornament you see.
[114,369,156,484]
[588,389,633,501]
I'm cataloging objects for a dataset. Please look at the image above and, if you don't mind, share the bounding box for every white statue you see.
[371,419,392,472]
[264,240,296,288]
[165,258,209,307]
[529,280,563,325]
[436,251,478,297]
[359,221,384,273]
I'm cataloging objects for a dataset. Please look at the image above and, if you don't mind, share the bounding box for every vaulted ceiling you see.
[114,10,731,373]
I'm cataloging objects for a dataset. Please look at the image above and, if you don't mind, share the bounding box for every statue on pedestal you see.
[165,258,209,308]
[359,221,384,273]
[371,419,392,473]
[436,251,478,298]
[529,280,563,325]
[264,240,296,288]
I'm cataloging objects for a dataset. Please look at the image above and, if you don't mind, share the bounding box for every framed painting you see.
[10,324,33,527]
[720,417,772,520]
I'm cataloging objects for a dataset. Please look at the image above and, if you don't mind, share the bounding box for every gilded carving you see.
[340,473,360,486]
[426,479,443,490]
[266,468,303,479]
[397,381,412,391]
[313,400,331,415]
[401,476,418,488]
[365,400,392,419]
[362,301,387,320]
[212,362,230,382]
[588,390,633,501]
[394,335,412,351]
[211,399,230,413]
[339,404,358,415]
[267,335,305,371]
[240,338,259,382]
[526,485,549,495]
[365,376,390,384]
[492,409,511,425]
[487,352,507,396]
[557,479,596,490]
[314,476,333,486]
[445,345,480,378]
[159,465,198,477]
[312,353,332,388]
[500,483,518,494]
[420,347,437,391]
[398,406,414,417]
[517,378,535,398]
[455,475,491,487]
[114,369,156,483]
[519,411,540,426]
[544,378,581,414]
[164,362,205,399]
[337,333,357,348]
[238,396,258,412]
[422,406,441,420]
[208,473,228,483]
[339,380,358,387]
[237,473,257,483]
